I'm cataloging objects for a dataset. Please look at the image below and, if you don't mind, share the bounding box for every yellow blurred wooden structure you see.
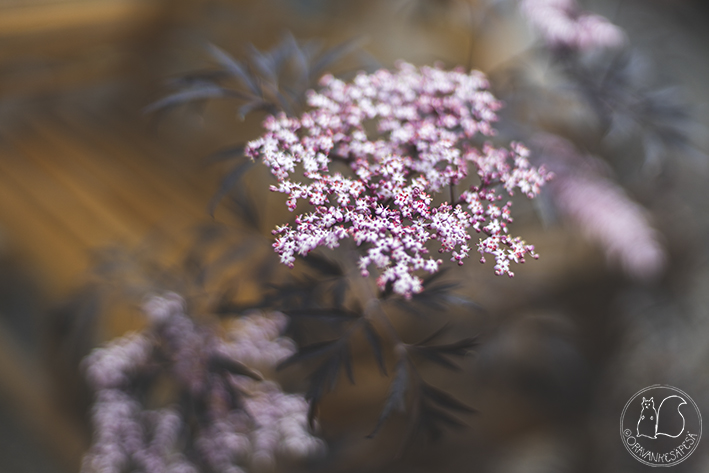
[0,0,170,97]
[0,2,227,471]
[0,0,242,294]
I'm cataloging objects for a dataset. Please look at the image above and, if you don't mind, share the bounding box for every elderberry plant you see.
[79,2,705,471]
[223,61,551,444]
[104,42,550,464]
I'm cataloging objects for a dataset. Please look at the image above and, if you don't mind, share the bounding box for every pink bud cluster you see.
[519,0,625,51]
[81,294,323,473]
[246,63,551,297]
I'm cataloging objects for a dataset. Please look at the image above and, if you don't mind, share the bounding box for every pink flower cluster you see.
[82,294,323,473]
[246,63,551,298]
[519,0,625,51]
[532,134,666,281]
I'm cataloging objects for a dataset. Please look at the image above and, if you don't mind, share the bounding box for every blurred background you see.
[1,0,709,472]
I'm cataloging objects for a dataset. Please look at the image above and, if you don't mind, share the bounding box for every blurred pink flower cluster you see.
[246,63,551,297]
[82,294,323,473]
[519,0,625,51]
[532,134,666,280]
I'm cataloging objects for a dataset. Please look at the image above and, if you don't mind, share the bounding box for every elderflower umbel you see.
[246,63,552,298]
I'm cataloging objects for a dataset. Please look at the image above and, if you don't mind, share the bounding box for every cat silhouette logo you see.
[621,385,702,467]
[637,395,686,439]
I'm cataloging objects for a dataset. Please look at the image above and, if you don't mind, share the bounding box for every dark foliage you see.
[408,326,479,372]
[556,49,702,173]
[148,32,364,118]
[150,33,367,218]
[368,356,408,438]
[207,354,264,380]
[142,30,504,451]
[367,354,477,449]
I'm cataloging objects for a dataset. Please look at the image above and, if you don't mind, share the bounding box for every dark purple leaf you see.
[367,357,408,438]
[363,320,387,376]
[208,355,263,380]
[277,339,340,370]
[207,160,255,217]
[144,84,237,113]
[206,43,261,96]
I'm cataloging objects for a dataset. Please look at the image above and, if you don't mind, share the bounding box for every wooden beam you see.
[0,0,164,38]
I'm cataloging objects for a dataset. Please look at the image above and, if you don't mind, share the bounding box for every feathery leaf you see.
[367,357,408,438]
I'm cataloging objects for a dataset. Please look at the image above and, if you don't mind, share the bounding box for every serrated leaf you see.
[417,403,467,442]
[207,160,255,217]
[260,81,294,116]
[270,33,298,75]
[394,299,427,318]
[367,357,408,438]
[421,383,475,414]
[167,69,231,87]
[247,43,278,85]
[227,185,260,230]
[285,32,310,85]
[423,404,468,430]
[301,38,324,62]
[300,335,360,428]
[238,100,272,120]
[144,84,235,113]
[404,276,465,311]
[408,346,461,371]
[204,145,245,165]
[341,342,355,384]
[414,282,460,302]
[422,267,450,285]
[441,294,485,312]
[426,337,479,355]
[208,355,263,380]
[396,384,475,448]
[311,37,365,78]
[362,320,387,376]
[206,43,261,96]
[413,324,449,346]
[277,339,340,370]
[305,353,342,427]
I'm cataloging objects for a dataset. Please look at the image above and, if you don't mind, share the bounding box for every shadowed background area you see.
[1,1,709,472]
